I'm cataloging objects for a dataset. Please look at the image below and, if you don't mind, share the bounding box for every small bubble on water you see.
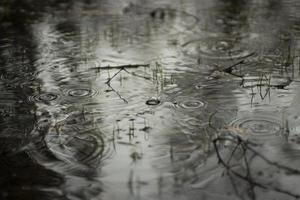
[146,97,161,106]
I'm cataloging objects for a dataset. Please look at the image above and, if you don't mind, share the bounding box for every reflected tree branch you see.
[213,136,300,199]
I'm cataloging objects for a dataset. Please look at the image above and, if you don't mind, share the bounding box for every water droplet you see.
[146,97,161,105]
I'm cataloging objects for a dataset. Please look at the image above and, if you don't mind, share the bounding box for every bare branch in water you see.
[106,83,128,104]
[213,136,300,199]
[106,68,123,84]
[223,52,256,75]
[102,64,151,103]
[92,64,150,70]
[123,68,151,80]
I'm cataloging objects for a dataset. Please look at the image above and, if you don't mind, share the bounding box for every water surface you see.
[1,0,300,199]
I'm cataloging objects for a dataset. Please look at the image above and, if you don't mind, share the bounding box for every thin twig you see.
[106,68,123,84]
[244,143,300,174]
[213,138,300,199]
[92,64,150,70]
[107,84,128,103]
[223,52,256,74]
[208,110,218,131]
[227,140,241,165]
[216,136,300,174]
[123,68,151,80]
[228,171,246,200]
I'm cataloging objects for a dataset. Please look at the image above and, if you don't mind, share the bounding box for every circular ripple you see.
[67,88,98,98]
[181,37,251,60]
[179,100,205,109]
[29,93,59,103]
[176,117,209,135]
[229,116,282,136]
[177,99,206,109]
[146,97,161,106]
[45,128,106,165]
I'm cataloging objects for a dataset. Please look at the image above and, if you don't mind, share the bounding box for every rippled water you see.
[181,36,253,61]
[1,0,300,199]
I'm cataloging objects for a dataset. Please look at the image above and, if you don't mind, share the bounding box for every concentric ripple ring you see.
[28,93,59,103]
[181,37,252,60]
[178,99,206,109]
[229,116,282,136]
[45,129,106,165]
[67,88,98,98]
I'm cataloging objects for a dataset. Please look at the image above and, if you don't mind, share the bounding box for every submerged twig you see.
[92,64,150,70]
[106,84,128,103]
[228,171,246,200]
[208,110,218,132]
[223,52,256,75]
[123,68,151,80]
[213,136,300,199]
[101,63,150,103]
[106,68,123,84]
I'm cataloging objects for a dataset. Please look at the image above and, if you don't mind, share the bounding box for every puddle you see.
[1,0,300,200]
[181,36,252,60]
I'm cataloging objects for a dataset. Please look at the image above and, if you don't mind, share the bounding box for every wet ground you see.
[1,0,300,199]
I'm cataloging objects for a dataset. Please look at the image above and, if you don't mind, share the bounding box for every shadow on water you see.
[1,0,300,200]
[0,1,103,199]
[0,9,65,200]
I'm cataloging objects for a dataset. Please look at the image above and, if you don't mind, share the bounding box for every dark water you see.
[1,0,300,199]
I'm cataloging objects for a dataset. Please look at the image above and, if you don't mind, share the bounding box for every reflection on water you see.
[1,0,300,199]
